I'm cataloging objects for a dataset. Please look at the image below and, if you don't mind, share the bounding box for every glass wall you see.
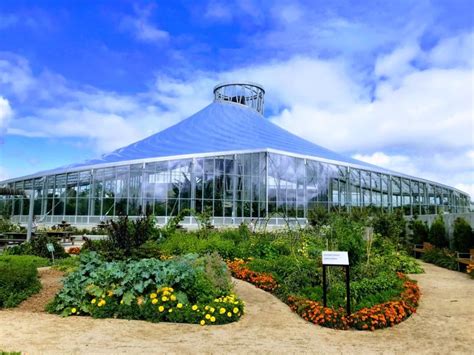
[0,151,470,225]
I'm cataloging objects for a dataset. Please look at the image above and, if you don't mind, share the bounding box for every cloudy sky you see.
[0,0,473,197]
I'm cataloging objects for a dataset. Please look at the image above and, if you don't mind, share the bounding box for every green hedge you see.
[0,255,48,308]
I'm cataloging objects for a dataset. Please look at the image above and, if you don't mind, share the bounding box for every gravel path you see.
[0,261,472,354]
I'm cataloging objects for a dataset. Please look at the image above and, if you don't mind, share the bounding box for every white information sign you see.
[322,251,349,266]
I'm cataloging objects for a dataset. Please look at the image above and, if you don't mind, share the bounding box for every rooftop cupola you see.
[213,82,265,115]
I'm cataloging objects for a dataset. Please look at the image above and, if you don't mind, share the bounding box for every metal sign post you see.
[322,251,351,316]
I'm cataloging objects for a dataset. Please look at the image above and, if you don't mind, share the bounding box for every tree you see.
[452,217,473,252]
[408,217,429,244]
[429,214,448,248]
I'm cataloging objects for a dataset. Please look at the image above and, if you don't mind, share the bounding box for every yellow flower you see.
[163,291,170,296]
[170,295,177,301]
[150,293,157,299]
[210,307,215,313]
[162,296,169,302]
[107,290,114,297]
[91,299,96,304]
[158,306,165,312]
[177,303,183,309]
[233,307,239,314]
[168,308,173,313]
[219,308,226,314]
[120,300,124,305]
[205,314,211,320]
[97,302,103,307]
[205,306,209,310]
[200,320,205,326]
[210,316,216,323]
[192,305,198,311]
[227,312,232,317]
[152,298,158,305]
[71,308,77,314]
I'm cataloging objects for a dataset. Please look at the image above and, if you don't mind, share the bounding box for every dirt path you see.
[13,268,64,313]
[0,262,472,354]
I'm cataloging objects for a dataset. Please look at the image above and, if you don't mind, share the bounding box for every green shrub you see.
[0,217,24,233]
[372,210,407,246]
[248,256,321,299]
[52,256,81,273]
[307,205,330,227]
[429,215,448,248]
[4,235,69,259]
[329,215,365,265]
[83,216,166,260]
[374,252,424,274]
[106,215,154,257]
[422,248,457,270]
[452,217,473,252]
[301,271,404,311]
[0,255,48,307]
[408,217,429,245]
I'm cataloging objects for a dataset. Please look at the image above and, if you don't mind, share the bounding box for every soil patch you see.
[0,262,472,354]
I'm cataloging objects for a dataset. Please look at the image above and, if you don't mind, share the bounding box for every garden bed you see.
[47,252,244,326]
[228,258,420,331]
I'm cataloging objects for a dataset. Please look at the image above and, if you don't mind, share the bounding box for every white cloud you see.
[204,1,233,22]
[0,96,13,138]
[352,152,418,176]
[120,5,169,43]
[455,184,474,200]
[203,0,264,24]
[352,151,474,199]
[428,32,474,69]
[374,43,420,80]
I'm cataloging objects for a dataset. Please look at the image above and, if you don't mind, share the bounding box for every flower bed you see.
[227,258,278,292]
[48,252,244,325]
[229,259,420,331]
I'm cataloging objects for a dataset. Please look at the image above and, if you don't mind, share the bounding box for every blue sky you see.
[0,0,473,197]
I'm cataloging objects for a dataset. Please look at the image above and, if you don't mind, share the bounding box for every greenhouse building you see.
[0,82,471,227]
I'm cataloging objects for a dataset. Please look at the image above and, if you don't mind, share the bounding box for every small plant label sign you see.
[322,251,349,266]
[46,243,55,252]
